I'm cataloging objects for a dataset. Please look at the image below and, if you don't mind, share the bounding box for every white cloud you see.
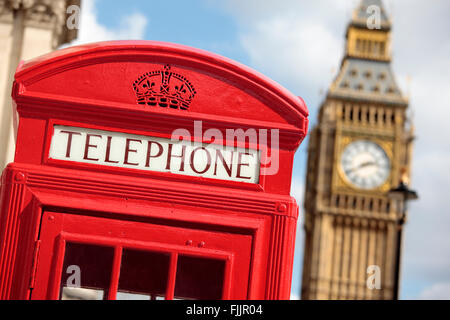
[72,0,148,45]
[240,16,341,96]
[216,0,356,25]
[419,282,450,300]
[217,0,357,102]
[291,177,305,205]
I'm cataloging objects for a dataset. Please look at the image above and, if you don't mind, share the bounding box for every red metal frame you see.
[0,41,308,300]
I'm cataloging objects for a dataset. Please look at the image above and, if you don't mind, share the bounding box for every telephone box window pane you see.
[174,256,225,300]
[116,292,150,300]
[115,292,165,300]
[60,242,114,300]
[117,249,170,299]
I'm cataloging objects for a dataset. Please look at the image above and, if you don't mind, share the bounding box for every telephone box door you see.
[32,211,253,300]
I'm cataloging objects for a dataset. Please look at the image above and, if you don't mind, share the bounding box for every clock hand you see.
[345,161,377,175]
[358,161,377,169]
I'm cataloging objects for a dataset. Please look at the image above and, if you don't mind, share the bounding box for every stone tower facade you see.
[0,0,79,169]
[301,0,414,300]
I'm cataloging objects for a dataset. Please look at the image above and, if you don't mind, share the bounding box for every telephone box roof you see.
[15,40,308,119]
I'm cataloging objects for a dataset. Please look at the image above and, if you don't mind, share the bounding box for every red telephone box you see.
[0,41,308,300]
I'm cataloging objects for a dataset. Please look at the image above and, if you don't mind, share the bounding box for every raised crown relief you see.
[133,64,196,110]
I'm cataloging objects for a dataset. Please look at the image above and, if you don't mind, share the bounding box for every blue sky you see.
[71,0,450,299]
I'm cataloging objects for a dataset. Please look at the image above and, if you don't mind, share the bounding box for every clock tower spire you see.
[301,0,414,300]
[346,0,391,61]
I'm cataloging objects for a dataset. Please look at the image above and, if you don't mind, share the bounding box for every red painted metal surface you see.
[0,41,308,300]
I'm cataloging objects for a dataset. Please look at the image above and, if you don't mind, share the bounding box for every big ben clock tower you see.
[301,0,414,300]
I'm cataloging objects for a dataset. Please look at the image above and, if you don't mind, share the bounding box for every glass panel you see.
[116,292,150,300]
[60,242,114,300]
[61,287,104,300]
[117,249,170,300]
[174,255,225,300]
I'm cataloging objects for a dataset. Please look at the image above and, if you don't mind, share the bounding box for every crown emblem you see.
[133,65,196,110]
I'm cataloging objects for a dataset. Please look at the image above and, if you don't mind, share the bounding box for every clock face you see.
[340,140,391,190]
